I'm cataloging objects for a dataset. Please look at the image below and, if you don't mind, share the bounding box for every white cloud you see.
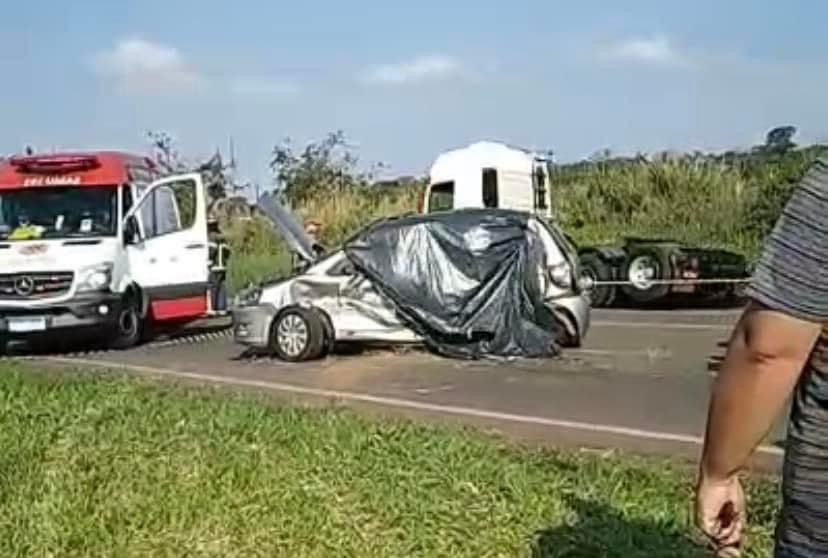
[598,35,687,67]
[93,37,202,95]
[230,76,300,97]
[361,54,462,85]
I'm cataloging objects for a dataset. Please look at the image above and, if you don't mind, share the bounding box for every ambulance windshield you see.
[0,186,118,241]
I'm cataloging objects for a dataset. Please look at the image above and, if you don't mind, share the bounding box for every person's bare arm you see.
[697,159,827,555]
[700,303,821,480]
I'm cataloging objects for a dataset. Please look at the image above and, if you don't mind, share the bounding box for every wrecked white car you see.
[232,195,590,361]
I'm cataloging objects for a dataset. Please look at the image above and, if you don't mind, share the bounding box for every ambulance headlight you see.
[78,264,113,292]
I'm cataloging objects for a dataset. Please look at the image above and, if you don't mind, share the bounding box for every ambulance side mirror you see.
[123,215,141,245]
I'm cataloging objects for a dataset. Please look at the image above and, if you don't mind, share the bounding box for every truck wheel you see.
[108,296,143,350]
[621,248,671,304]
[270,307,328,362]
[579,253,616,307]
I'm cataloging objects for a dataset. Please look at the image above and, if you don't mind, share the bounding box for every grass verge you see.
[0,363,779,557]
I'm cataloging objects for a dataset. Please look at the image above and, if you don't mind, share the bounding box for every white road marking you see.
[593,320,732,331]
[414,384,456,395]
[570,348,672,357]
[593,309,742,318]
[40,356,784,458]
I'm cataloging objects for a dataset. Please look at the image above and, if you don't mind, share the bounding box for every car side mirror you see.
[123,215,141,245]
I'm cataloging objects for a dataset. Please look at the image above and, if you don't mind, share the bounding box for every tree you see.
[764,125,797,153]
[589,148,613,163]
[270,130,383,205]
[146,130,242,202]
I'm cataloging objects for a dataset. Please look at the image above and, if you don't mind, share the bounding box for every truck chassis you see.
[576,237,750,307]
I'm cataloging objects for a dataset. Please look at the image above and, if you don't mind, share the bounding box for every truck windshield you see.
[0,186,118,241]
[428,181,454,212]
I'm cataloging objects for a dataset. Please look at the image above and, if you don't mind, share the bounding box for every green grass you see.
[0,364,779,557]
[226,250,291,293]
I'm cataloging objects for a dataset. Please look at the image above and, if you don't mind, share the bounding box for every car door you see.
[125,173,210,321]
[329,257,417,342]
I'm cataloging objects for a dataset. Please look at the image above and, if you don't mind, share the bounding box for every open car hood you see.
[256,192,321,263]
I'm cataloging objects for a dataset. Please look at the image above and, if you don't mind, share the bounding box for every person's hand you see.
[695,474,746,557]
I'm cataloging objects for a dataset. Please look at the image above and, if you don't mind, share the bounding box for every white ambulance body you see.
[0,151,223,350]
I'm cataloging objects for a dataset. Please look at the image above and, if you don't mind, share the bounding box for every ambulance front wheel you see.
[108,294,144,350]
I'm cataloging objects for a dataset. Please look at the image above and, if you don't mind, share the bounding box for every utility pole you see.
[228,137,237,173]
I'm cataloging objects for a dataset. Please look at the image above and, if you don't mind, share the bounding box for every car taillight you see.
[548,262,572,289]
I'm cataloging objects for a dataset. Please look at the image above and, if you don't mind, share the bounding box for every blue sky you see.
[1,0,827,192]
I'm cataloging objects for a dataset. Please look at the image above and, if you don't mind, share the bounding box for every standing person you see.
[695,158,827,557]
[304,218,321,243]
[304,218,325,257]
[207,217,230,312]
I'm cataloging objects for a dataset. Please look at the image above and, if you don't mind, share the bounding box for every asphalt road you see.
[24,306,787,471]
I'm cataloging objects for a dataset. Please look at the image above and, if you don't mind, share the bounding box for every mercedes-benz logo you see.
[14,276,35,297]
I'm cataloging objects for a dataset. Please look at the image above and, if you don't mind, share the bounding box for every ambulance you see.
[0,151,226,350]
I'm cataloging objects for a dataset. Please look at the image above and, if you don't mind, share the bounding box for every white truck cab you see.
[0,152,224,350]
[422,141,555,219]
[421,141,752,309]
[420,141,591,341]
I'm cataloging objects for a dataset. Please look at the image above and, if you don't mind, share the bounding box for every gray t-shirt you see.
[745,157,828,558]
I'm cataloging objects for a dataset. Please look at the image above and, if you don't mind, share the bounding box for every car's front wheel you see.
[108,295,144,350]
[270,307,328,362]
[553,311,582,348]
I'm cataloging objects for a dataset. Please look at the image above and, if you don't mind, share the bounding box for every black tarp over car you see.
[343,209,560,359]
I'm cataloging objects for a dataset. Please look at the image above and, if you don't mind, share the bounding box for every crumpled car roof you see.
[343,209,560,359]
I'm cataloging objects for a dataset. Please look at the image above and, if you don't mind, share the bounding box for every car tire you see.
[270,307,328,362]
[108,295,143,350]
[579,252,616,308]
[620,248,672,304]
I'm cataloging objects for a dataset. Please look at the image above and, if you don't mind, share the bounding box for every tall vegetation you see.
[151,127,826,291]
[269,130,420,246]
[223,131,420,290]
[554,141,826,257]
